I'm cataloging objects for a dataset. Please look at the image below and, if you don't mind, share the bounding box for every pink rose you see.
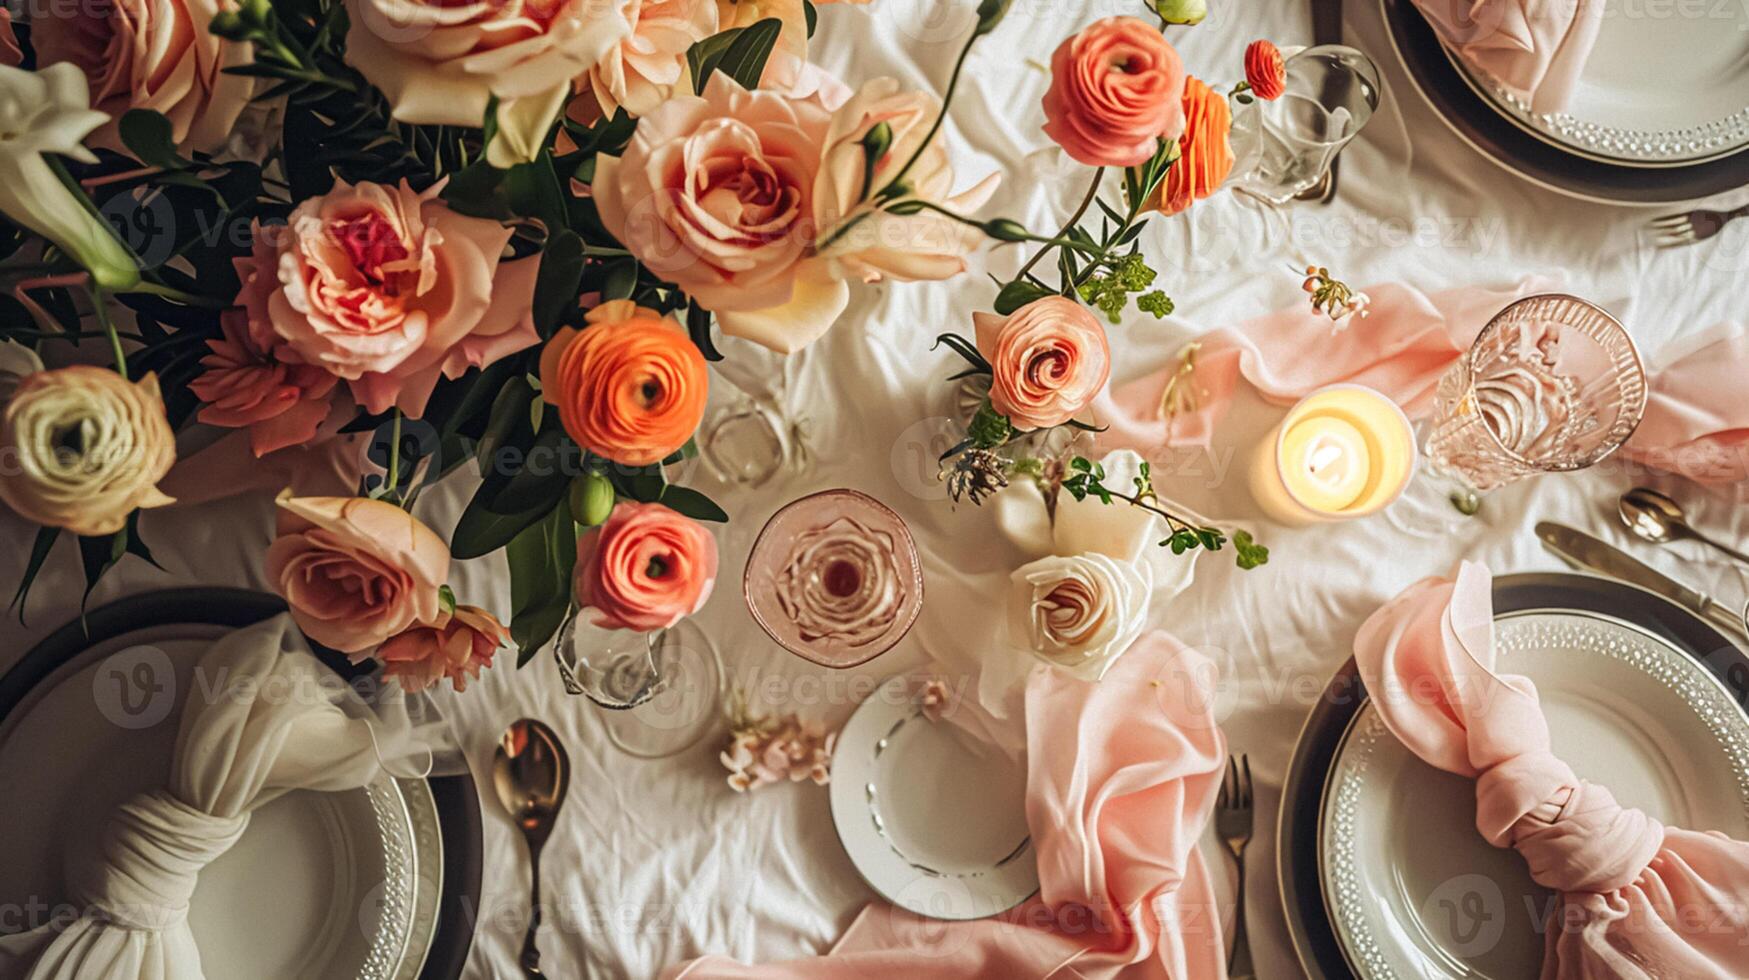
[973,297,1112,431]
[265,493,450,653]
[1042,17,1187,167]
[593,73,847,354]
[235,178,539,418]
[190,309,341,456]
[575,501,719,633]
[588,0,718,118]
[31,0,259,155]
[377,604,508,692]
[814,77,1000,284]
[344,0,631,166]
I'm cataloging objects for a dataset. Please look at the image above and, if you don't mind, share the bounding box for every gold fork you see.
[1216,754,1256,979]
[1647,202,1749,248]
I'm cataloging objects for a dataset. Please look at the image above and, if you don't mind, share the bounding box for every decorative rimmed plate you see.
[0,589,482,979]
[1279,573,1749,980]
[1442,9,1749,167]
[1381,0,1749,204]
[829,675,1038,920]
[1319,610,1749,978]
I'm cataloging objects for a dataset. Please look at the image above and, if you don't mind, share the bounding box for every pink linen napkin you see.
[1091,278,1558,450]
[1354,561,1749,979]
[663,633,1229,979]
[1410,0,1605,113]
[1620,322,1749,485]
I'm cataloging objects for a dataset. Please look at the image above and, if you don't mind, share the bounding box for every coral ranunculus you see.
[1042,17,1187,168]
[973,297,1112,431]
[539,300,709,467]
[191,310,340,457]
[575,501,719,633]
[265,493,451,653]
[1152,76,1234,216]
[30,0,259,155]
[378,604,508,692]
[0,367,176,536]
[234,178,539,419]
[592,72,845,354]
[1244,40,1287,101]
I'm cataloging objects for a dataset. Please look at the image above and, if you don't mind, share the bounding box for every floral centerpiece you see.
[0,0,1276,692]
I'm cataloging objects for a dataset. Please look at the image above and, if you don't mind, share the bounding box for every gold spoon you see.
[1618,487,1749,565]
[493,719,571,979]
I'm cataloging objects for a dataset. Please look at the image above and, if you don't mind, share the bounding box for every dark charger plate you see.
[0,587,483,980]
[1379,0,1749,205]
[1278,572,1749,978]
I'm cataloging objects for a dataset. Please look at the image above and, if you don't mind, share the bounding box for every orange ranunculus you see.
[1152,76,1234,216]
[575,501,718,632]
[1042,16,1187,168]
[1244,40,1286,101]
[539,300,709,466]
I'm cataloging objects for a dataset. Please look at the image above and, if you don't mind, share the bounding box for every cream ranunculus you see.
[343,0,632,167]
[0,366,176,536]
[1007,551,1151,681]
[0,64,139,289]
[814,77,1000,284]
[31,0,260,156]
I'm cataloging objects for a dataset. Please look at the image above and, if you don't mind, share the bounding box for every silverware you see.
[493,719,572,979]
[1537,522,1749,641]
[1216,754,1256,979]
[1647,202,1749,247]
[1618,487,1749,566]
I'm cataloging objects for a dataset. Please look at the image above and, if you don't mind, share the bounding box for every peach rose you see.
[1152,76,1234,216]
[972,297,1112,431]
[1042,17,1187,168]
[343,0,631,166]
[265,493,450,653]
[593,72,847,354]
[576,501,718,632]
[588,0,718,117]
[235,178,539,418]
[814,77,1000,284]
[378,603,508,691]
[31,0,259,155]
[1244,40,1286,101]
[190,309,341,457]
[539,300,709,466]
[0,367,175,536]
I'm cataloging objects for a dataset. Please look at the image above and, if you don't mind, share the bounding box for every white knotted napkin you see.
[0,614,431,980]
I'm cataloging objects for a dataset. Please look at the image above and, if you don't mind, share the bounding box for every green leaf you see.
[686,303,723,361]
[489,426,575,515]
[532,230,586,333]
[710,18,783,91]
[804,0,818,36]
[686,27,742,94]
[993,280,1053,315]
[118,110,189,170]
[451,491,555,561]
[602,258,637,301]
[506,505,577,666]
[659,485,729,523]
[931,332,990,372]
[1233,529,1270,570]
[10,526,61,622]
[77,528,129,609]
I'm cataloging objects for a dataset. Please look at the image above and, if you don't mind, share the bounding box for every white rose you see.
[1007,552,1152,681]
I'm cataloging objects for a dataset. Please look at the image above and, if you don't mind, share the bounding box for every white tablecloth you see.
[3,1,1747,977]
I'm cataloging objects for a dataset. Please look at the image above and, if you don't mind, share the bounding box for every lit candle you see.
[1249,384,1415,525]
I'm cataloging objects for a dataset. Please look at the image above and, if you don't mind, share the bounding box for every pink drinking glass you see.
[744,489,925,669]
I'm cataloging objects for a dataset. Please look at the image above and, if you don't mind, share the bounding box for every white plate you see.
[1319,610,1749,978]
[1443,7,1749,166]
[0,624,443,980]
[829,675,1038,920]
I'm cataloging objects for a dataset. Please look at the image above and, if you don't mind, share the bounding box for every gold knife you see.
[1536,521,1749,641]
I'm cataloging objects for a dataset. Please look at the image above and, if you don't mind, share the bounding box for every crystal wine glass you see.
[744,489,925,669]
[553,612,722,758]
[1229,44,1382,205]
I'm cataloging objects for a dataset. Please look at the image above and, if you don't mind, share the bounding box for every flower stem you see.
[879,28,979,196]
[88,286,127,380]
[1014,167,1104,281]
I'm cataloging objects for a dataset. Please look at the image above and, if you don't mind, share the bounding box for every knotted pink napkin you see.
[664,633,1229,979]
[1409,0,1604,113]
[1093,281,1749,485]
[1355,561,1749,979]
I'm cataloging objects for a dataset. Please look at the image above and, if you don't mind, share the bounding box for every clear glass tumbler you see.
[1230,44,1382,204]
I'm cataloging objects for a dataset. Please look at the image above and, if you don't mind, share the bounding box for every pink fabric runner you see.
[1409,0,1605,113]
[664,633,1230,979]
[1092,280,1749,485]
[1355,562,1749,979]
